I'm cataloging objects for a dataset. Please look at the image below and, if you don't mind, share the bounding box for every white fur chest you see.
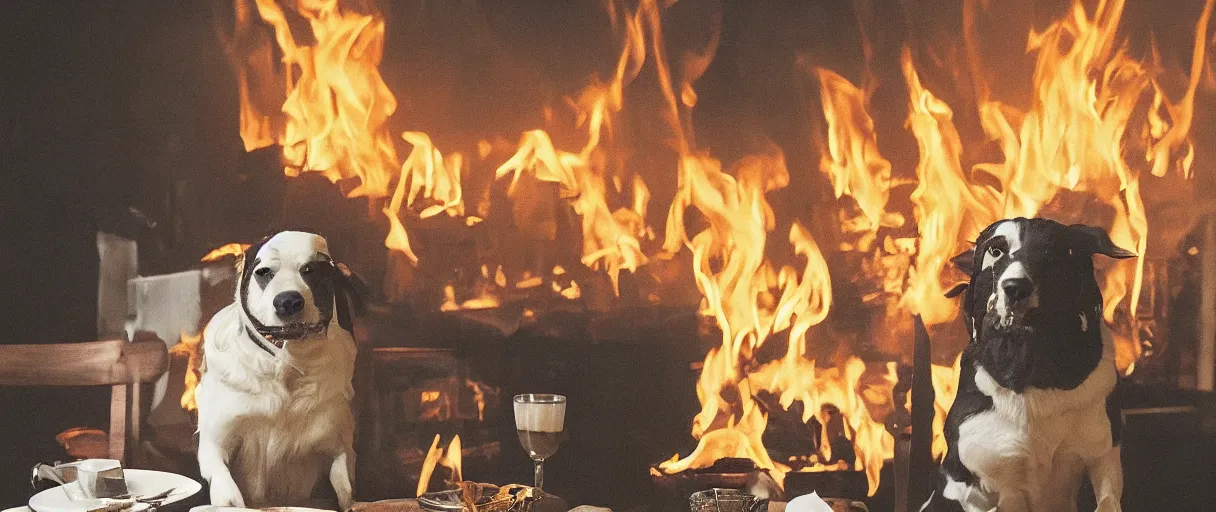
[955,357,1116,511]
[194,304,357,506]
[198,330,355,449]
[208,364,349,450]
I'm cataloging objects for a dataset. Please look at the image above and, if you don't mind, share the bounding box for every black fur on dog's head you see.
[234,231,369,347]
[945,218,1135,392]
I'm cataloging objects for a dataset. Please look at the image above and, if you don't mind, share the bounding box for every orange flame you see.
[219,0,1215,496]
[416,434,462,497]
[230,0,471,271]
[966,0,1213,372]
[200,243,251,263]
[899,47,1000,327]
[240,0,399,195]
[814,67,900,241]
[382,133,465,264]
[170,331,204,413]
[929,356,962,461]
[493,2,652,294]
[659,149,856,490]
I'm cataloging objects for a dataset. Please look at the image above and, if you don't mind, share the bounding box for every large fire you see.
[216,0,1214,497]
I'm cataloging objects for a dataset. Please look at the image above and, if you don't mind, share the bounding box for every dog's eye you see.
[300,264,313,275]
[986,246,1004,259]
[254,267,272,277]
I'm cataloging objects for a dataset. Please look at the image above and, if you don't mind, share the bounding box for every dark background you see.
[0,1,237,503]
[2,0,1215,508]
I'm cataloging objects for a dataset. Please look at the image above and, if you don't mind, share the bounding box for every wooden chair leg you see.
[110,384,127,464]
[130,381,141,466]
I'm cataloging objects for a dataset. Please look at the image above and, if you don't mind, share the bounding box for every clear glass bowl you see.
[417,486,498,512]
[688,488,769,512]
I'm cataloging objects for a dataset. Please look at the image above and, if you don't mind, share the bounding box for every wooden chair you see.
[0,339,169,464]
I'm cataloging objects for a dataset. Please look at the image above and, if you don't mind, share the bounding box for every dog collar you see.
[245,325,281,356]
[243,322,328,355]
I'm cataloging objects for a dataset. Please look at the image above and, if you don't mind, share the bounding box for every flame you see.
[750,357,896,492]
[493,2,652,295]
[660,0,1212,492]
[416,434,462,497]
[899,47,1000,326]
[929,356,962,461]
[200,243,251,263]
[230,0,470,271]
[466,379,488,422]
[169,331,204,413]
[237,0,399,195]
[219,0,1215,497]
[418,388,453,423]
[965,0,1213,372]
[659,150,856,490]
[814,67,900,241]
[382,133,465,264]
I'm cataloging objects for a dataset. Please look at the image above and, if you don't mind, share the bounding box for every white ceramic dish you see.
[29,469,201,512]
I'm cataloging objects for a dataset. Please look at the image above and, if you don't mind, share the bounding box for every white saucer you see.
[29,469,202,512]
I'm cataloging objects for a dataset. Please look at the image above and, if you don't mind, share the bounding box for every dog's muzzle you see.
[991,275,1039,327]
[1001,277,1033,304]
[241,287,331,353]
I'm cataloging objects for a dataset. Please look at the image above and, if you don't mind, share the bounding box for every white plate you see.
[29,469,202,512]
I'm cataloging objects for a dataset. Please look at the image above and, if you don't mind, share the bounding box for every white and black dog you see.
[939,218,1135,512]
[194,231,366,509]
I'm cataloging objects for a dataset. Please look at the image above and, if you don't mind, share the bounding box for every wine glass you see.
[513,393,566,491]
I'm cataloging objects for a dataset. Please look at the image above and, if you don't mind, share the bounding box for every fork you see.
[110,487,178,503]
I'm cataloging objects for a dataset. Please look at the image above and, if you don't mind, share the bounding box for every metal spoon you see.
[31,463,69,487]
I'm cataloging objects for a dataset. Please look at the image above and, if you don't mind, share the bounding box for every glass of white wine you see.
[513,393,566,491]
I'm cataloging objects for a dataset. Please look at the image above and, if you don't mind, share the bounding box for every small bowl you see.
[689,488,768,512]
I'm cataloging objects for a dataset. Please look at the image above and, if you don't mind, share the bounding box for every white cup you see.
[70,459,127,499]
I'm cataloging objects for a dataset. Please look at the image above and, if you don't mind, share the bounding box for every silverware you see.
[31,462,70,487]
[113,487,178,503]
[97,487,179,512]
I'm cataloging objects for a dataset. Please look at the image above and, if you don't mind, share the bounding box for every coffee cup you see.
[70,459,127,500]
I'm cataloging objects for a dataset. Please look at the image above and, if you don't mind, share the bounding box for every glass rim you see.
[513,393,567,404]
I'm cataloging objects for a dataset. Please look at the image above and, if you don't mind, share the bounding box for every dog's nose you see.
[273,291,305,317]
[1001,277,1034,303]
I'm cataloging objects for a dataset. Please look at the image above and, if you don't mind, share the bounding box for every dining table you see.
[6,500,820,512]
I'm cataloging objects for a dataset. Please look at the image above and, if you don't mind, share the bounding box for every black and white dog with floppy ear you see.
[939,218,1135,512]
[194,231,367,509]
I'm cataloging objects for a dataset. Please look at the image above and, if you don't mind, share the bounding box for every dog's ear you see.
[950,246,976,275]
[1069,224,1137,259]
[333,262,370,332]
[944,282,969,298]
[235,249,248,277]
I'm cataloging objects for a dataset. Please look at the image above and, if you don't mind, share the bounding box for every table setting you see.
[5,459,204,512]
[7,394,860,512]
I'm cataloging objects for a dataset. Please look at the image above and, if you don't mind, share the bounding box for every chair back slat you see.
[0,340,167,386]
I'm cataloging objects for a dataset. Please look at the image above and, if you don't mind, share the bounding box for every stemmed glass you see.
[513,394,566,491]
